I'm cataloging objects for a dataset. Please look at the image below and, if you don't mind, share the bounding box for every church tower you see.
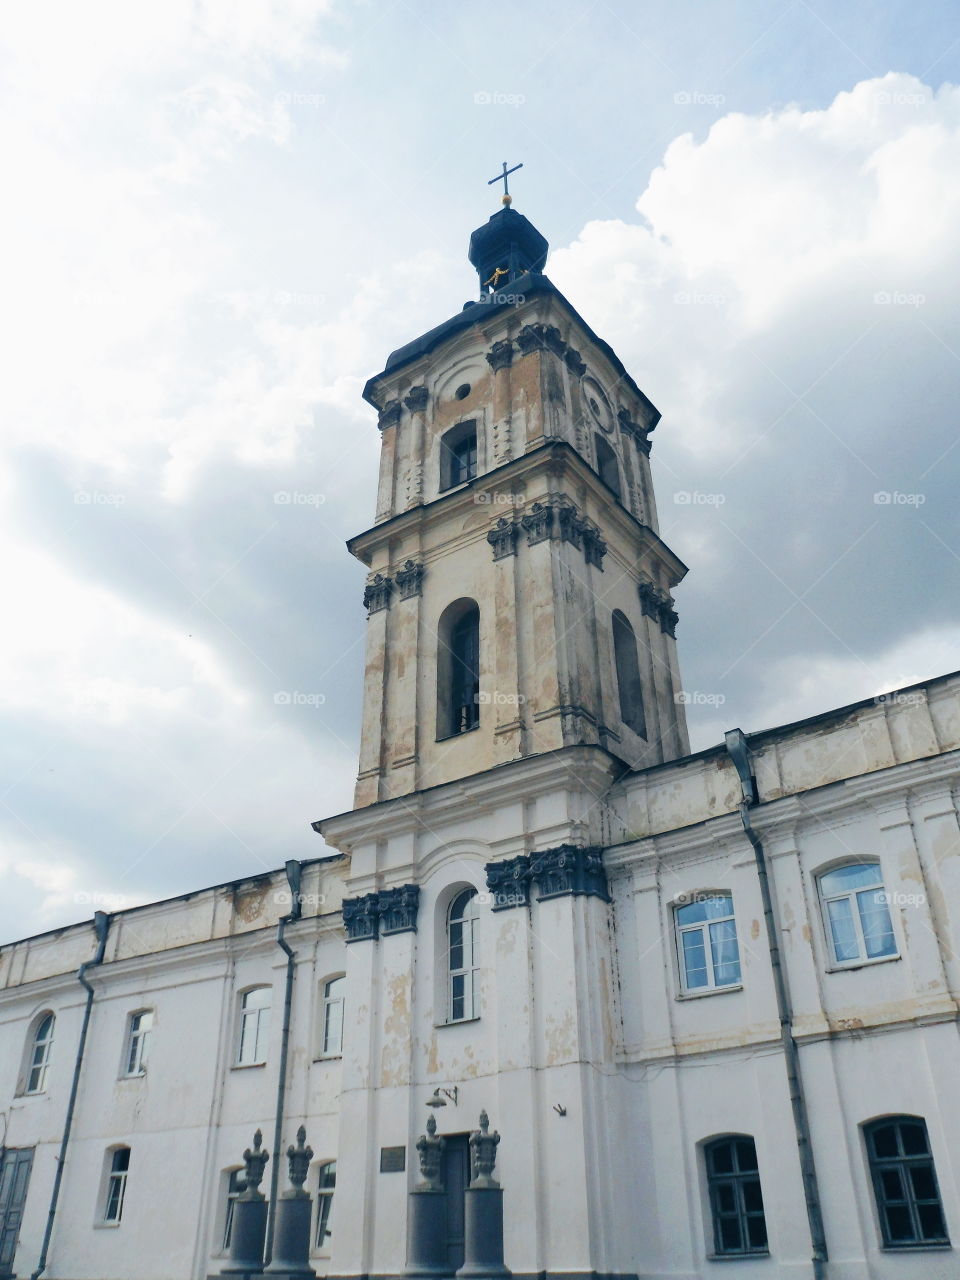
[351,193,689,808]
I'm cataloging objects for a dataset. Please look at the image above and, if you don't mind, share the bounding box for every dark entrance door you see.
[442,1135,470,1271]
[0,1148,34,1277]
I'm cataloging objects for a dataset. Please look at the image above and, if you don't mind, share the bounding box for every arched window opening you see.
[440,421,478,491]
[864,1117,949,1248]
[818,862,896,964]
[704,1136,768,1256]
[315,1161,337,1248]
[320,976,345,1057]
[447,888,480,1023]
[25,1012,55,1094]
[237,987,271,1065]
[675,894,741,991]
[595,434,621,500]
[437,600,481,739]
[612,610,646,738]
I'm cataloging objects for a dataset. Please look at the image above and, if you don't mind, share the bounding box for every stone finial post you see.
[264,1127,316,1279]
[404,1114,448,1278]
[456,1113,511,1280]
[219,1131,270,1275]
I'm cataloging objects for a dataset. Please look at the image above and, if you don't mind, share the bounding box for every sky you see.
[2,0,960,942]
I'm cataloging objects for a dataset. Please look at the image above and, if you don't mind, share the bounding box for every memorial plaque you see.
[380,1146,406,1173]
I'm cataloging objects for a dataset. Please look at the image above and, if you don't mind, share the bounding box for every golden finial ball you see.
[502,193,512,205]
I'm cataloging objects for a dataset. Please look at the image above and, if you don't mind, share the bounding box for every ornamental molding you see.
[514,323,587,380]
[363,573,394,614]
[343,883,421,941]
[485,339,516,371]
[638,580,678,635]
[484,844,609,909]
[395,559,425,599]
[378,400,403,430]
[486,517,520,560]
[404,385,429,413]
[514,494,607,568]
[618,407,654,456]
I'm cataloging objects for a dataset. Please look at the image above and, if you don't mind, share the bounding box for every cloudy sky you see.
[2,0,960,942]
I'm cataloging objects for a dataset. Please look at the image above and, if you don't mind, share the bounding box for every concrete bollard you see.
[265,1127,317,1280]
[405,1114,450,1279]
[220,1130,270,1277]
[457,1112,511,1280]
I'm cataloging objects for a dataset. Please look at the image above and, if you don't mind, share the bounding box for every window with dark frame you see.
[611,610,647,737]
[449,608,480,735]
[103,1147,130,1223]
[316,1161,336,1248]
[594,433,622,500]
[440,423,478,490]
[704,1136,768,1256]
[865,1117,950,1248]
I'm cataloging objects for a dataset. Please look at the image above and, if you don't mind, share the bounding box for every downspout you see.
[264,860,303,1264]
[724,730,828,1280]
[31,910,111,1280]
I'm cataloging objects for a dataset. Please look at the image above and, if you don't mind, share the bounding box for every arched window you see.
[864,1117,949,1247]
[315,1161,337,1249]
[675,894,741,991]
[320,976,345,1057]
[818,862,896,964]
[447,889,480,1023]
[24,1012,54,1094]
[440,421,478,490]
[595,434,621,500]
[704,1136,768,1256]
[237,987,271,1065]
[437,600,481,738]
[612,611,646,738]
[102,1146,131,1223]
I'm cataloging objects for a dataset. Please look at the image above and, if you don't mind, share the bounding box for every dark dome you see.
[468,207,549,290]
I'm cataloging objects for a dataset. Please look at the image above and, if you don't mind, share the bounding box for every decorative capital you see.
[240,1130,270,1201]
[485,855,531,910]
[469,1110,501,1188]
[287,1126,314,1192]
[416,1113,445,1191]
[378,399,402,430]
[581,522,607,569]
[618,407,654,455]
[555,502,582,549]
[395,560,425,600]
[487,517,519,560]
[660,602,679,637]
[378,883,421,935]
[638,580,664,619]
[516,323,547,354]
[520,500,553,546]
[486,339,516,371]
[404,385,429,413]
[363,573,393,614]
[564,346,587,377]
[543,325,566,357]
[343,892,380,942]
[529,844,609,902]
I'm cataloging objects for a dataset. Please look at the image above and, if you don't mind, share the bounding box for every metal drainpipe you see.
[724,730,828,1280]
[264,860,303,1264]
[31,910,111,1280]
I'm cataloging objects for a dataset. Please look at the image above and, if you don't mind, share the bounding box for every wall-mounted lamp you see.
[553,1104,567,1116]
[426,1087,459,1108]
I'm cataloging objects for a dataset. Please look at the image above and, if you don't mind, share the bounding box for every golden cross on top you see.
[488,161,522,205]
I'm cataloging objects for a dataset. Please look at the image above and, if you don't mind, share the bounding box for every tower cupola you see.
[468,206,549,293]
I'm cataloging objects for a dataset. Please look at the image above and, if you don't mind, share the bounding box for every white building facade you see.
[1,204,959,1280]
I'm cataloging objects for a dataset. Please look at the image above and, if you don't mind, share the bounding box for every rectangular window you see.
[103,1148,130,1223]
[321,977,345,1056]
[223,1169,244,1250]
[819,863,897,965]
[866,1118,949,1248]
[316,1161,336,1249]
[238,988,271,1065]
[675,894,741,991]
[124,1010,153,1076]
[705,1137,768,1256]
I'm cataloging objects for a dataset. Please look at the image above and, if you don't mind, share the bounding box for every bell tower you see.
[349,194,689,808]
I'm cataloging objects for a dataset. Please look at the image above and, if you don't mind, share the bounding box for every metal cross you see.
[488,161,523,199]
